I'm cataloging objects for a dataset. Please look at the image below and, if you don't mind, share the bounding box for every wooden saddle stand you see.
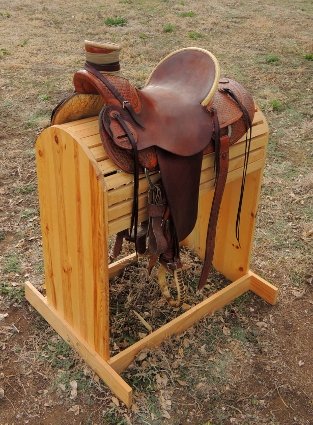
[25,41,278,406]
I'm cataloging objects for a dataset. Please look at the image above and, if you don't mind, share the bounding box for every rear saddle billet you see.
[52,41,255,307]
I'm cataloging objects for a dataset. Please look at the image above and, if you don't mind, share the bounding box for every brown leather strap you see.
[101,106,141,250]
[198,134,230,289]
[84,62,143,128]
[85,60,120,72]
[147,204,169,255]
[220,87,252,242]
[112,230,128,259]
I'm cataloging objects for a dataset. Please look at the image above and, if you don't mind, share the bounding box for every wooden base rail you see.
[25,272,277,407]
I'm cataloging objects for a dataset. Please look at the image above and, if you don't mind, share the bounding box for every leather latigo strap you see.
[198,134,230,289]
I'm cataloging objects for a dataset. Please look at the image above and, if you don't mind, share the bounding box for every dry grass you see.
[0,0,312,424]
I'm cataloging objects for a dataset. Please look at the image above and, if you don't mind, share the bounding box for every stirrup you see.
[157,264,186,307]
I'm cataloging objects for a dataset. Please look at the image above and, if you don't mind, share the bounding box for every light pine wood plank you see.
[108,158,265,236]
[249,271,278,305]
[36,129,60,309]
[107,148,265,221]
[90,145,109,162]
[108,253,138,278]
[107,173,160,205]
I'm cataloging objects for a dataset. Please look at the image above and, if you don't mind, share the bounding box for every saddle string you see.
[84,62,144,128]
[220,88,253,244]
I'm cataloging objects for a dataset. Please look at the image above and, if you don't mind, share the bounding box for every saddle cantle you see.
[51,41,255,306]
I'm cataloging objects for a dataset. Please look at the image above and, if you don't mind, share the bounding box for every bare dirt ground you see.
[0,0,312,424]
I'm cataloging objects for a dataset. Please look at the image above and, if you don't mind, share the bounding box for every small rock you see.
[70,380,78,399]
[0,387,4,399]
[111,396,120,407]
[68,404,80,415]
[136,350,148,362]
[291,289,305,298]
[162,411,171,419]
[222,326,231,336]
[0,313,8,322]
[298,360,305,367]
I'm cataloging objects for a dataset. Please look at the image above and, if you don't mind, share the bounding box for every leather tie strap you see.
[220,87,252,243]
[85,60,120,73]
[198,132,230,290]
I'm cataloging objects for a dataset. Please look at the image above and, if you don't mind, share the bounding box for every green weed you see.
[139,33,148,40]
[188,31,203,40]
[265,54,280,64]
[36,261,44,273]
[231,325,248,343]
[179,11,195,17]
[38,94,51,101]
[20,208,37,219]
[304,53,313,61]
[19,39,28,47]
[102,407,127,424]
[25,111,50,128]
[14,183,36,195]
[42,338,75,370]
[0,11,11,18]
[127,368,157,391]
[270,99,283,111]
[104,16,127,26]
[3,254,21,274]
[0,48,10,59]
[163,23,175,33]
[0,283,24,302]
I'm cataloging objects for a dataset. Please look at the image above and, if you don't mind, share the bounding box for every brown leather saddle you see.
[52,42,255,306]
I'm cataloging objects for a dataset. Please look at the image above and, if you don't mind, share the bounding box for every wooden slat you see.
[56,110,268,176]
[64,120,100,138]
[107,147,265,221]
[105,171,148,191]
[108,172,160,205]
[105,134,267,195]
[82,134,102,148]
[90,145,109,162]
[98,159,120,175]
[60,116,98,130]
[36,129,61,310]
[107,158,265,235]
